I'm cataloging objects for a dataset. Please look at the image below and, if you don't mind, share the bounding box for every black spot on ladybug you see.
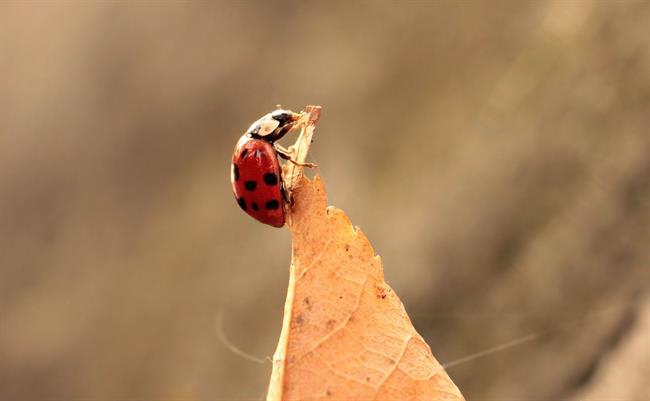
[252,202,259,211]
[244,180,257,191]
[233,164,239,181]
[237,197,246,211]
[240,149,248,159]
[263,172,278,186]
[265,200,280,210]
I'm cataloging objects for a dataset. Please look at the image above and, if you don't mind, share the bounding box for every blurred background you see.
[1,1,649,400]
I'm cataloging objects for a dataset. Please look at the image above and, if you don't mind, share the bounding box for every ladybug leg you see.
[281,181,294,207]
[275,144,317,168]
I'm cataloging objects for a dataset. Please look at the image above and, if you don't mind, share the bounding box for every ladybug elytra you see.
[231,109,306,227]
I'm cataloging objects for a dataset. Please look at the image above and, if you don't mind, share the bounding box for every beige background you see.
[1,1,649,400]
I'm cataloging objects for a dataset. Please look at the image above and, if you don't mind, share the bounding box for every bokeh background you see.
[1,1,649,400]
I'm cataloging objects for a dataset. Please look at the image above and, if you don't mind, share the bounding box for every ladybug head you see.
[247,109,300,142]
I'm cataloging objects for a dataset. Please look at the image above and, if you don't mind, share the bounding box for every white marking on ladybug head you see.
[245,109,299,139]
[230,163,235,183]
[254,116,280,137]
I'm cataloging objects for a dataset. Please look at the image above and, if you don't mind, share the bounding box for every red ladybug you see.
[231,109,302,227]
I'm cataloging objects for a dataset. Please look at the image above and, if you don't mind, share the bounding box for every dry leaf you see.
[283,105,321,194]
[267,174,465,400]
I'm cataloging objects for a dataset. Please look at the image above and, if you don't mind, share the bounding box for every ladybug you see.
[231,109,310,227]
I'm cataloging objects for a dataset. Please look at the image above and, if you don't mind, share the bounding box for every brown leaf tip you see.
[270,174,465,400]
